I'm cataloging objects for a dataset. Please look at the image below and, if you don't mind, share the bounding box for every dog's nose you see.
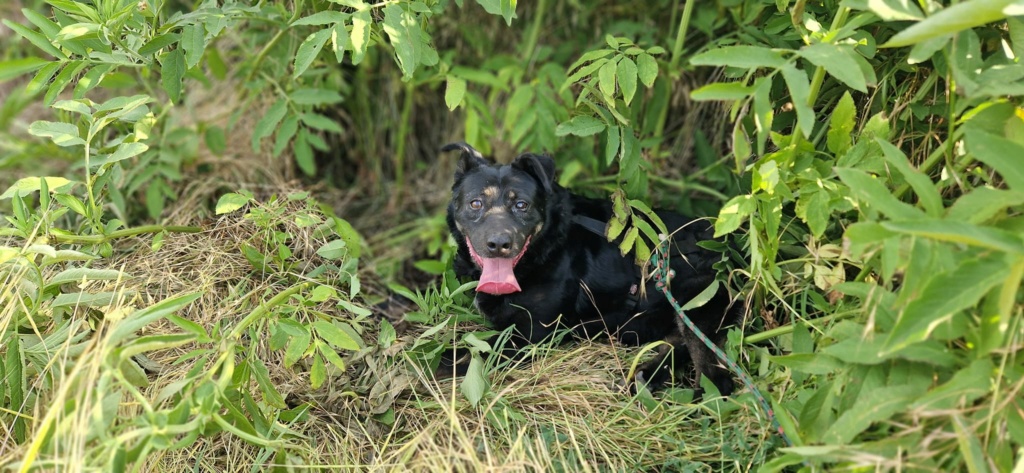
[485,233,513,256]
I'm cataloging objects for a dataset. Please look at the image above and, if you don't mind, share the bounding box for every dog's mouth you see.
[466,236,531,295]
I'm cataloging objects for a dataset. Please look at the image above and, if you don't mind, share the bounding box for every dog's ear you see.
[512,153,556,193]
[442,142,488,177]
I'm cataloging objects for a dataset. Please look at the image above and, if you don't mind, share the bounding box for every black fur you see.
[443,142,739,395]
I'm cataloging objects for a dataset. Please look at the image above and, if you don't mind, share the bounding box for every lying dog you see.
[443,142,739,395]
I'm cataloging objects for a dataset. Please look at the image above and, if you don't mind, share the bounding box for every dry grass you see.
[0,189,771,472]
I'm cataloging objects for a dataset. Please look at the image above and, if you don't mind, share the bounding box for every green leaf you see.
[216,192,251,215]
[251,98,288,151]
[331,22,348,63]
[293,28,332,79]
[273,115,299,158]
[826,91,855,155]
[636,53,657,87]
[107,293,202,345]
[796,188,831,238]
[690,82,752,101]
[460,354,488,407]
[689,45,786,69]
[205,125,226,155]
[91,142,148,168]
[617,56,638,105]
[822,385,920,444]
[836,167,923,220]
[27,121,85,147]
[1,177,72,200]
[881,219,1024,255]
[946,188,1024,224]
[568,48,614,71]
[161,48,185,103]
[714,195,756,237]
[445,75,467,111]
[382,4,423,79]
[555,115,606,137]
[73,63,113,98]
[138,33,180,56]
[292,11,348,26]
[0,57,50,83]
[882,0,1014,48]
[289,88,344,105]
[301,113,343,133]
[605,125,621,166]
[680,280,719,311]
[884,252,1010,353]
[598,58,617,97]
[780,64,814,138]
[312,320,361,351]
[295,129,316,176]
[876,138,943,217]
[181,24,205,69]
[768,353,844,375]
[44,61,87,106]
[865,0,924,20]
[499,0,516,25]
[797,43,867,92]
[2,19,67,59]
[349,9,372,65]
[964,128,1024,191]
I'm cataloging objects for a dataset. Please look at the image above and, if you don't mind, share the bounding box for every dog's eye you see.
[514,201,529,211]
[469,199,483,210]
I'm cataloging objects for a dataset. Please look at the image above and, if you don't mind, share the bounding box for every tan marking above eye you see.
[482,186,498,197]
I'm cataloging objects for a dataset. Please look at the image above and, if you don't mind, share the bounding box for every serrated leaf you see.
[882,219,1024,255]
[28,121,85,147]
[826,91,855,155]
[822,385,920,444]
[382,4,423,79]
[555,115,606,137]
[636,53,657,87]
[617,56,638,105]
[445,75,467,110]
[161,48,185,103]
[294,28,332,79]
[273,115,299,158]
[618,226,638,256]
[689,45,786,69]
[797,43,868,92]
[946,188,1024,224]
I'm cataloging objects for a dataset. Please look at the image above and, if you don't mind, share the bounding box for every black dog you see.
[443,142,739,395]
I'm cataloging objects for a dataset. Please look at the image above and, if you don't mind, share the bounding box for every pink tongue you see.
[477,257,521,295]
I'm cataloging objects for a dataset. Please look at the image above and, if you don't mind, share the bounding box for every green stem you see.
[393,79,415,204]
[51,225,202,244]
[650,0,695,161]
[521,0,548,67]
[228,282,309,339]
[792,7,850,146]
[743,309,856,344]
[649,175,729,201]
[243,0,304,85]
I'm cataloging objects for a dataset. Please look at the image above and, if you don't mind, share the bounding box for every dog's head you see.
[442,142,555,295]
